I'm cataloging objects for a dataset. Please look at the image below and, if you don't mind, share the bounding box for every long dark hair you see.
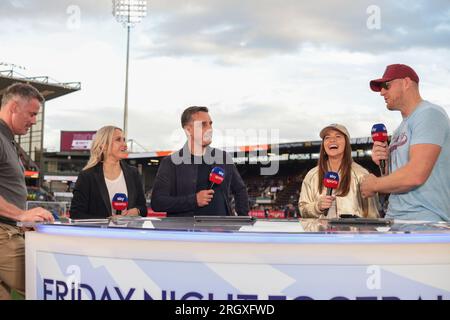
[317,130,353,196]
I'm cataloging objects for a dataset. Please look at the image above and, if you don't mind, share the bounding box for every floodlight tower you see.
[112,0,147,137]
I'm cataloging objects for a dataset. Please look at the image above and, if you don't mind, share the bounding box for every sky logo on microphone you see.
[209,167,225,185]
[371,123,388,142]
[112,193,128,211]
[323,171,339,189]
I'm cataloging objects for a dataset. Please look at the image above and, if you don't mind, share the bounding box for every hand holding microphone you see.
[371,123,389,175]
[196,190,214,207]
[112,193,128,215]
[318,191,335,212]
[121,208,140,216]
[322,171,339,216]
[196,167,225,207]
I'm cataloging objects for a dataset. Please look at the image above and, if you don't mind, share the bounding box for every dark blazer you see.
[70,161,147,219]
[151,144,250,217]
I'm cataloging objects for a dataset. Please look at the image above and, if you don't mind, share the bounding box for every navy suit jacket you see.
[151,144,249,217]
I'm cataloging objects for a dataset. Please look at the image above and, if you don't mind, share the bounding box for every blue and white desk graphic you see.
[25,217,450,300]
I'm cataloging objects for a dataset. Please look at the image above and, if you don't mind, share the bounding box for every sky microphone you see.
[371,123,388,174]
[323,171,339,216]
[209,167,225,189]
[112,193,128,215]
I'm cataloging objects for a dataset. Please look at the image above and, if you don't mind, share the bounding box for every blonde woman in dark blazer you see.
[70,126,147,219]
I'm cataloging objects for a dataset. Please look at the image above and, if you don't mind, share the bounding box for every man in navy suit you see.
[151,106,249,217]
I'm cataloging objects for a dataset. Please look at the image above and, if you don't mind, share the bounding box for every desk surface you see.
[31,217,450,244]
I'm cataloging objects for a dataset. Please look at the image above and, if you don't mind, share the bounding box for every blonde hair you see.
[83,126,122,170]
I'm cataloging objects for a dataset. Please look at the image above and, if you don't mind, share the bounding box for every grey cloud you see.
[137,0,450,59]
[0,0,111,31]
[2,0,449,58]
[0,0,108,17]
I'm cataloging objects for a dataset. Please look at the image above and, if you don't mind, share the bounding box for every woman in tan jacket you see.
[299,124,379,218]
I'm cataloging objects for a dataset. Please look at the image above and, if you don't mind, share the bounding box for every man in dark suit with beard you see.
[151,106,249,217]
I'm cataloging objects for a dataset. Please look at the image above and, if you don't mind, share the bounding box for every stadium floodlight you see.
[112,0,147,137]
[113,0,147,27]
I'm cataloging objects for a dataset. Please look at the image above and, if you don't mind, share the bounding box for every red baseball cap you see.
[370,64,419,92]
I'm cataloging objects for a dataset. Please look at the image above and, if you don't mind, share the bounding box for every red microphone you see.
[371,123,388,175]
[323,172,339,216]
[112,193,128,215]
[209,167,225,189]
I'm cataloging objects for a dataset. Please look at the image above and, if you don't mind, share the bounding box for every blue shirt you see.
[386,100,450,221]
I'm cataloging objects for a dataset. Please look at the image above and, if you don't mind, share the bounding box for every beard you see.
[202,131,213,146]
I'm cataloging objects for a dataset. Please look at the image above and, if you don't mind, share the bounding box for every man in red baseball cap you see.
[369,64,419,93]
[369,64,421,115]
[361,64,450,222]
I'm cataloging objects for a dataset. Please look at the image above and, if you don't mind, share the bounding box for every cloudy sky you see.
[1,0,449,152]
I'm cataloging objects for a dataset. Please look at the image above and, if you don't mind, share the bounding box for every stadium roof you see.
[0,69,80,101]
[127,136,375,159]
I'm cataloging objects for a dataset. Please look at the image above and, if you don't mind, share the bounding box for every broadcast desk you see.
[25,217,450,300]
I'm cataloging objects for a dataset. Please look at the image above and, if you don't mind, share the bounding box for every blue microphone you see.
[209,167,225,189]
[112,193,128,215]
[371,123,388,174]
[323,171,339,217]
[323,171,339,196]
